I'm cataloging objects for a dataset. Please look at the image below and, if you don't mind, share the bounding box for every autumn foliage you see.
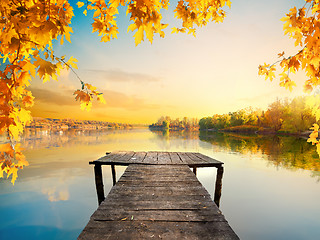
[0,0,231,184]
[258,0,320,156]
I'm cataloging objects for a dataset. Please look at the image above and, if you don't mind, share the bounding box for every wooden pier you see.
[78,151,239,239]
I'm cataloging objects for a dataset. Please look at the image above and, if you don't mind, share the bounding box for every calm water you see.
[0,128,320,240]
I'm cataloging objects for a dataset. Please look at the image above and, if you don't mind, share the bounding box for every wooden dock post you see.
[214,165,224,207]
[94,163,105,205]
[193,167,197,175]
[111,164,116,186]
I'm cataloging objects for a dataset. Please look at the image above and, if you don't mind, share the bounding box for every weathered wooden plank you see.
[192,152,222,165]
[91,151,223,167]
[120,169,195,177]
[92,209,226,222]
[168,152,184,164]
[105,194,213,202]
[122,165,191,174]
[185,152,204,163]
[79,221,239,240]
[90,151,124,164]
[128,152,147,163]
[177,152,194,164]
[91,151,128,165]
[115,181,203,187]
[111,185,206,192]
[108,187,211,197]
[112,151,135,164]
[157,152,170,164]
[118,176,200,182]
[99,200,216,210]
[143,152,158,164]
[121,171,192,177]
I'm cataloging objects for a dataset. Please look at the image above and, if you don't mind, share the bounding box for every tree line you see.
[199,96,318,134]
[149,116,199,130]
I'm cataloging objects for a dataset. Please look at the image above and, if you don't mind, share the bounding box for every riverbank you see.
[200,125,312,138]
[148,126,199,131]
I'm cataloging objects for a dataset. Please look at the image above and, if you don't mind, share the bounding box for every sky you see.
[29,0,307,124]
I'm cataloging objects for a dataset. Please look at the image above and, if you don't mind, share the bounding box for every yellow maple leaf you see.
[226,0,232,8]
[74,90,90,102]
[80,101,92,111]
[128,23,137,33]
[0,143,14,157]
[97,95,106,104]
[7,167,18,185]
[67,56,78,69]
[171,27,179,34]
[85,83,97,91]
[22,93,34,108]
[145,24,154,43]
[278,51,285,58]
[133,27,144,46]
[34,57,57,82]
[77,2,84,8]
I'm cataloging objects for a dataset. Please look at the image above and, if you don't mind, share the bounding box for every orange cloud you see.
[30,87,77,106]
[30,87,160,111]
[101,90,160,111]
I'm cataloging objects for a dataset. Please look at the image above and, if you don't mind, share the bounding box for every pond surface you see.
[0,128,319,240]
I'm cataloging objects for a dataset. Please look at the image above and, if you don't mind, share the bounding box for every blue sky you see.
[30,0,307,123]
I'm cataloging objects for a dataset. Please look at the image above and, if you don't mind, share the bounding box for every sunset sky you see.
[29,0,307,124]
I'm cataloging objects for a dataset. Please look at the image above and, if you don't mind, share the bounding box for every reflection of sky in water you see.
[0,129,320,240]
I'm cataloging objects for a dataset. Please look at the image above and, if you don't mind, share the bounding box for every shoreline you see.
[199,128,312,139]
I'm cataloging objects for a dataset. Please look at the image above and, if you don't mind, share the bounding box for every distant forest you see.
[149,116,199,130]
[199,96,317,134]
[149,96,319,134]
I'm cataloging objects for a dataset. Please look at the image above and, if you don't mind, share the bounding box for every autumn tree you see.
[281,96,315,133]
[199,117,214,130]
[264,99,287,131]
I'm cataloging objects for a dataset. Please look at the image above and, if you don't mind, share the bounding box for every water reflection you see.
[149,129,200,140]
[148,129,320,175]
[0,128,319,240]
[18,128,130,150]
[198,131,320,172]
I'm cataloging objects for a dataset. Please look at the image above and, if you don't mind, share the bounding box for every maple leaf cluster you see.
[172,0,231,35]
[259,0,320,93]
[76,0,230,45]
[0,0,104,184]
[74,83,106,111]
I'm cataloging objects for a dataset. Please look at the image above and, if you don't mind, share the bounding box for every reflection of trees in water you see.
[150,129,199,140]
[149,130,200,150]
[19,128,134,149]
[199,131,320,173]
